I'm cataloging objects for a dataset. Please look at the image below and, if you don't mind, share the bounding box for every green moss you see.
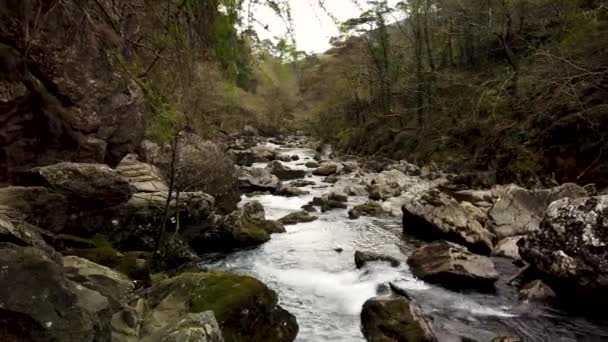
[160,272,268,323]
[65,236,151,283]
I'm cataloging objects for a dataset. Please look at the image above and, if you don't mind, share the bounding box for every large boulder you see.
[366,170,411,200]
[0,186,68,232]
[407,241,499,291]
[18,162,134,212]
[361,297,436,342]
[266,161,307,181]
[518,195,608,307]
[276,185,310,197]
[487,183,587,239]
[182,201,279,253]
[62,256,134,309]
[154,311,224,342]
[0,244,112,341]
[145,271,298,342]
[518,280,556,303]
[0,212,55,252]
[401,189,494,255]
[238,167,281,193]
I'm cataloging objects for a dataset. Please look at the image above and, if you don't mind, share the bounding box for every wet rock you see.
[263,220,286,234]
[519,280,556,303]
[487,183,587,239]
[386,160,422,177]
[0,186,68,232]
[183,201,275,253]
[278,211,319,225]
[518,195,608,306]
[333,178,368,197]
[402,189,494,255]
[313,162,341,176]
[324,175,339,183]
[305,161,320,168]
[278,154,293,162]
[334,247,344,253]
[290,179,315,187]
[266,161,307,180]
[492,236,523,261]
[0,244,111,342]
[301,204,317,212]
[19,162,133,212]
[146,271,298,342]
[238,167,281,193]
[367,170,411,200]
[354,250,400,269]
[311,195,347,212]
[251,145,277,162]
[361,297,436,342]
[348,201,387,219]
[276,185,310,197]
[407,241,499,291]
[63,255,134,309]
[291,155,300,161]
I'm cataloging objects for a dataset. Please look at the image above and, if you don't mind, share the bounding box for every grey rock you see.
[361,297,436,342]
[354,250,400,268]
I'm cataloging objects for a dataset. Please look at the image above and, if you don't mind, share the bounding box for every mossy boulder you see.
[278,211,318,225]
[60,236,151,284]
[146,271,298,342]
[361,297,436,342]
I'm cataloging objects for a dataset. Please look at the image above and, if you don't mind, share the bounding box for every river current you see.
[201,143,608,342]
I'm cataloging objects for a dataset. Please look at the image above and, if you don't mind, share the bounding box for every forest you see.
[0,1,607,342]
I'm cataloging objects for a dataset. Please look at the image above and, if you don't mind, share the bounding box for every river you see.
[202,141,608,342]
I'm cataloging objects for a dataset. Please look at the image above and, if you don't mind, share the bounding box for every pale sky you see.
[250,0,402,54]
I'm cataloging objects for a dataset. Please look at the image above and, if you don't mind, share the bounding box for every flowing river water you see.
[202,142,608,342]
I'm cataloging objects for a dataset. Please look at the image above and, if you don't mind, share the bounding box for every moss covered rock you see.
[361,297,436,342]
[147,271,298,342]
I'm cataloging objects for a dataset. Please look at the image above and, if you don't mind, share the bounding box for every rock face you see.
[367,170,411,200]
[487,183,587,239]
[354,251,400,269]
[402,189,494,255]
[407,241,499,291]
[518,195,608,306]
[0,186,68,232]
[146,272,298,342]
[0,244,111,342]
[0,1,145,184]
[361,297,436,342]
[266,161,307,181]
[238,167,281,193]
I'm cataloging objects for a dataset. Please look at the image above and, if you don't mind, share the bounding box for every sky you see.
[250,0,402,54]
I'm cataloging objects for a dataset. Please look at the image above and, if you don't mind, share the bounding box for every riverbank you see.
[0,132,607,341]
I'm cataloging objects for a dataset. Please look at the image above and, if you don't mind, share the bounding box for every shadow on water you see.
[200,143,608,342]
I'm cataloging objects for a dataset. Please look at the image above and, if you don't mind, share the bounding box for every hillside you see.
[296,0,608,188]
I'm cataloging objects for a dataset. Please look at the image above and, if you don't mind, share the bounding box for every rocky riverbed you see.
[1,132,607,341]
